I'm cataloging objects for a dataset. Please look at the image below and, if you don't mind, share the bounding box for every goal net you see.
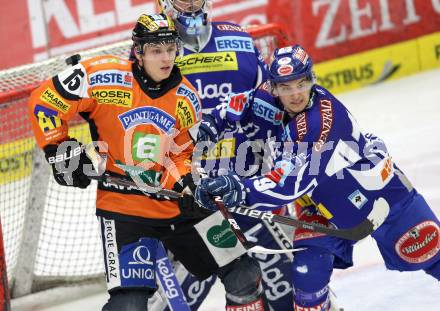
[0,23,288,299]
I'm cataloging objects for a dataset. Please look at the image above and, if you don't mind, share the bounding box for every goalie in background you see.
[196,44,440,310]
[28,13,270,311]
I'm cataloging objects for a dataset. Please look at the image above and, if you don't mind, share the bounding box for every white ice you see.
[12,68,440,310]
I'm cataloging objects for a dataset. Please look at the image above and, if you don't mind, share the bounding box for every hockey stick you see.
[85,147,387,242]
[229,198,390,241]
[155,242,191,311]
[89,171,388,241]
[88,170,303,254]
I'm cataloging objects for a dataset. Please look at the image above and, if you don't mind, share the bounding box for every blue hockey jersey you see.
[175,21,267,113]
[243,85,415,229]
[202,82,286,178]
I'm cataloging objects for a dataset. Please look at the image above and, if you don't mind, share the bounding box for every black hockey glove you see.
[44,139,92,189]
[173,173,204,217]
[197,114,219,142]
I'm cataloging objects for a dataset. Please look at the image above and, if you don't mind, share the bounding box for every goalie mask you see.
[157,0,211,37]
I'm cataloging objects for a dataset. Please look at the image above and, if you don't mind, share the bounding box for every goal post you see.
[0,23,290,304]
[0,217,11,311]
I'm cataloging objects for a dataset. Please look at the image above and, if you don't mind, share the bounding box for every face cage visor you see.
[167,0,210,36]
[133,38,183,60]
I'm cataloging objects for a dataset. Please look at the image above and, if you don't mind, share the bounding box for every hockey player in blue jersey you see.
[159,0,267,113]
[196,44,440,310]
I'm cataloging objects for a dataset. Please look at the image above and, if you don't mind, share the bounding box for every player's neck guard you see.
[132,63,182,99]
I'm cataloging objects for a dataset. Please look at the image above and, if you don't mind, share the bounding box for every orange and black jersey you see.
[28,55,202,222]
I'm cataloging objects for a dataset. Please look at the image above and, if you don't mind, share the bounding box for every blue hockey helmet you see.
[268,44,314,84]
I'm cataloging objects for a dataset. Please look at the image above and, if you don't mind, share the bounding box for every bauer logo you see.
[118,107,176,133]
[215,36,254,53]
[40,87,71,113]
[89,70,133,87]
[395,221,440,264]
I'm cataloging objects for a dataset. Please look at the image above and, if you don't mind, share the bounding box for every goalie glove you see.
[44,139,92,189]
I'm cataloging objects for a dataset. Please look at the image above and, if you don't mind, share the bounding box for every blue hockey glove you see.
[195,173,246,209]
[197,114,219,142]
[194,178,217,210]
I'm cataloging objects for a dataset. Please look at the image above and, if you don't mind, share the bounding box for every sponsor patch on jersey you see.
[89,70,133,87]
[216,24,244,32]
[381,157,393,182]
[91,89,133,107]
[252,98,284,125]
[176,84,202,118]
[295,112,308,141]
[33,105,62,133]
[227,93,248,116]
[203,138,236,160]
[314,100,333,152]
[175,99,195,128]
[56,64,86,97]
[207,219,238,248]
[215,36,254,53]
[132,133,160,163]
[348,189,368,210]
[118,238,158,288]
[175,52,238,75]
[40,87,71,113]
[268,159,295,187]
[195,212,246,267]
[118,106,176,133]
[395,221,440,264]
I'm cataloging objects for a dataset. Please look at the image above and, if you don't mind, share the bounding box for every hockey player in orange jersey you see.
[28,13,269,311]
